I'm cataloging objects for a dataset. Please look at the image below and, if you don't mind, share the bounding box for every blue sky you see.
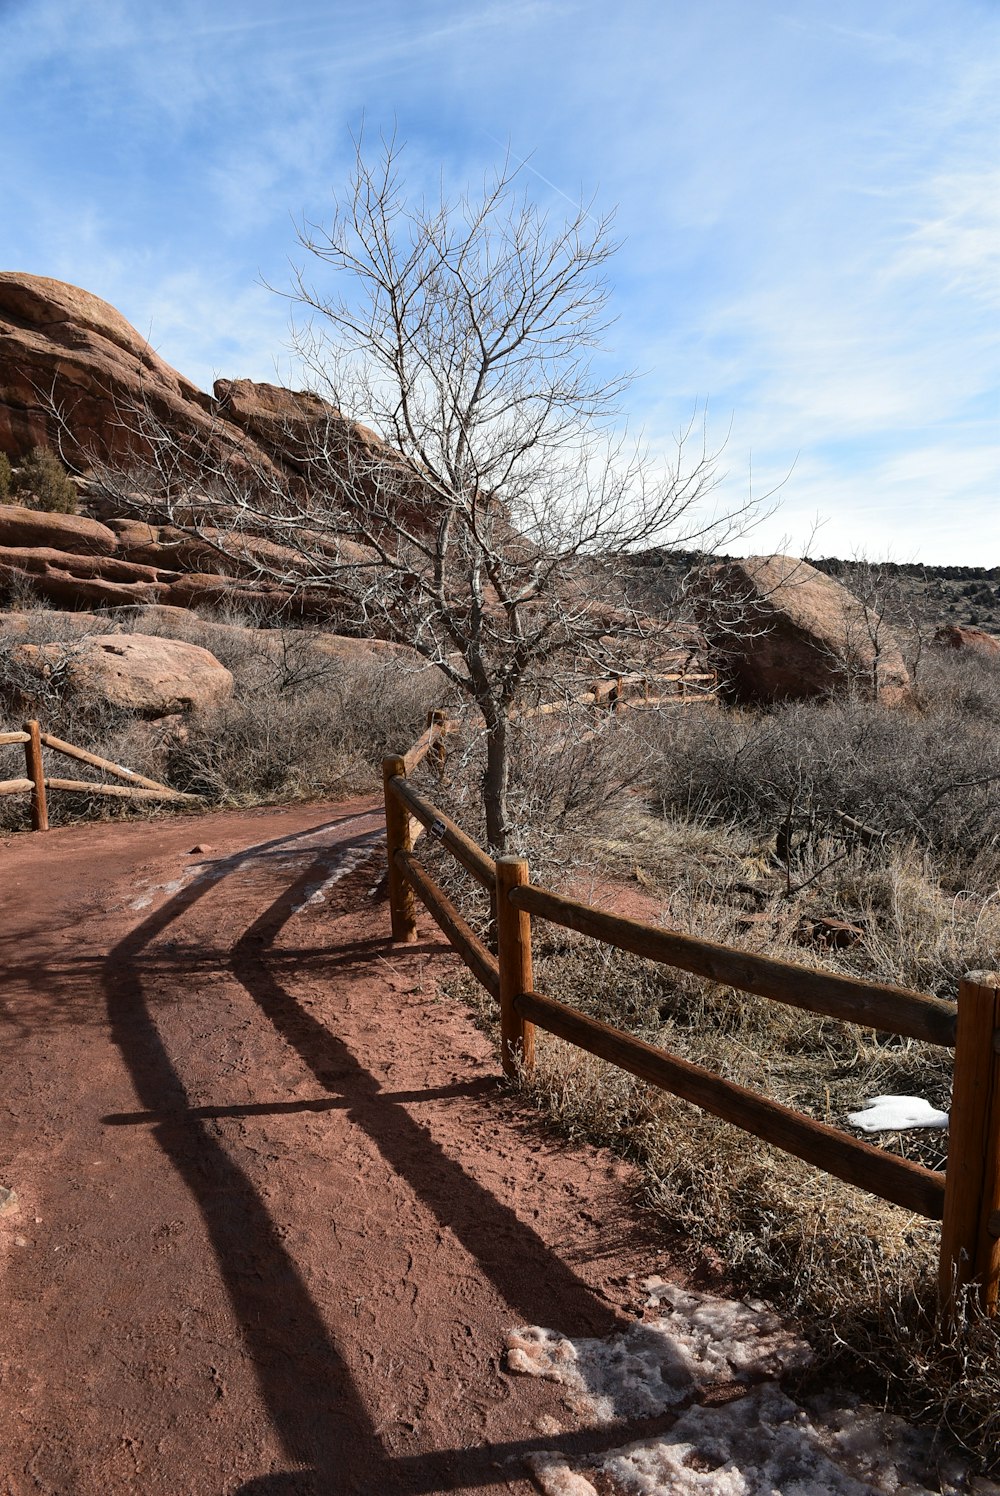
[2,0,998,563]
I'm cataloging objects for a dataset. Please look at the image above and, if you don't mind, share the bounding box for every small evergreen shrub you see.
[0,451,12,500]
[12,447,77,513]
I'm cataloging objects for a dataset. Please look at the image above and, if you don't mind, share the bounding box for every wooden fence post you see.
[23,719,48,832]
[382,754,417,943]
[496,855,535,1079]
[940,970,1000,1319]
[428,708,448,776]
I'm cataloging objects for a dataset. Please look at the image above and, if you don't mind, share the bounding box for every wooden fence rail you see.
[0,719,199,830]
[382,725,1000,1323]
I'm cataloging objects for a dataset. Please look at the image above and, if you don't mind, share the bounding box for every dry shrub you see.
[0,602,435,826]
[166,656,432,804]
[641,682,1000,894]
[414,705,647,874]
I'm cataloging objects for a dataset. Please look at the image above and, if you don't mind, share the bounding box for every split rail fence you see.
[384,711,1000,1323]
[0,719,199,831]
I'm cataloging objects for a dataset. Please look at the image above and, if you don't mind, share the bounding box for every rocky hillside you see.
[0,270,382,476]
[0,271,406,624]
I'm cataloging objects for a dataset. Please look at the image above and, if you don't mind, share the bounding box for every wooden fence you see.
[383,713,1000,1322]
[0,719,199,830]
[523,666,718,717]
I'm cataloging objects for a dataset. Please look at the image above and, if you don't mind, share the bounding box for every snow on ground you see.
[507,1280,810,1422]
[126,813,384,914]
[847,1097,950,1132]
[508,1280,997,1496]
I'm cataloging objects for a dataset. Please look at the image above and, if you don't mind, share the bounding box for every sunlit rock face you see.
[691,553,911,706]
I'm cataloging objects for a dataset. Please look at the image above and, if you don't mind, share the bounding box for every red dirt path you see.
[0,799,683,1495]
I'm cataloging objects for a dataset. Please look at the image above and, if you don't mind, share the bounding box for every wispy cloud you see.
[1,0,998,562]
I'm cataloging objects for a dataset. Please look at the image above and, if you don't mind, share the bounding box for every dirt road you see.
[0,800,674,1495]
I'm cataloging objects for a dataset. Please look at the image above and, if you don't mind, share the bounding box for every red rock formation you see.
[692,554,910,706]
[933,624,1000,658]
[0,502,118,556]
[12,633,234,717]
[0,272,228,467]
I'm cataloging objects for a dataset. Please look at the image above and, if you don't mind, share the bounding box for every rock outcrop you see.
[12,633,234,718]
[0,272,388,483]
[0,272,224,467]
[933,624,1000,658]
[0,500,340,620]
[0,503,118,557]
[0,273,427,623]
[213,379,354,470]
[692,554,910,706]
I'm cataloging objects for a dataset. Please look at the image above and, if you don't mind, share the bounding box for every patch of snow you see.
[528,1382,995,1496]
[130,875,190,910]
[507,1281,810,1422]
[288,830,384,911]
[513,1283,996,1496]
[847,1096,949,1132]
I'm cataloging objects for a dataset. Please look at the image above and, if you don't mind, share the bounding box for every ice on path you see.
[847,1096,949,1133]
[510,1279,996,1496]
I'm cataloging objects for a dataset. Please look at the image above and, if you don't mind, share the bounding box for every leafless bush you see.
[914,645,1000,725]
[419,706,646,871]
[642,690,1000,894]
[168,656,433,804]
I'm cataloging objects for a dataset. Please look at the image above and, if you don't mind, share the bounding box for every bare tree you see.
[90,135,768,850]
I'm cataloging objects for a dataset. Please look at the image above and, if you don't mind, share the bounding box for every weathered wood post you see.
[382,754,417,943]
[23,719,48,832]
[940,970,1000,1319]
[496,855,535,1079]
[428,708,448,777]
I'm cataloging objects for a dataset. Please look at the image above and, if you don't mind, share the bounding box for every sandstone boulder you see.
[12,633,233,718]
[0,503,118,556]
[692,554,910,706]
[214,376,428,525]
[933,624,1000,658]
[213,379,357,467]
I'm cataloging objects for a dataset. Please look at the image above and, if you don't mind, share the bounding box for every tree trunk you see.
[482,717,510,854]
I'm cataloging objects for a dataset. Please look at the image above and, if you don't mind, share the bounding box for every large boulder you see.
[214,376,430,527]
[933,624,1000,658]
[692,554,910,706]
[213,379,359,468]
[12,633,234,718]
